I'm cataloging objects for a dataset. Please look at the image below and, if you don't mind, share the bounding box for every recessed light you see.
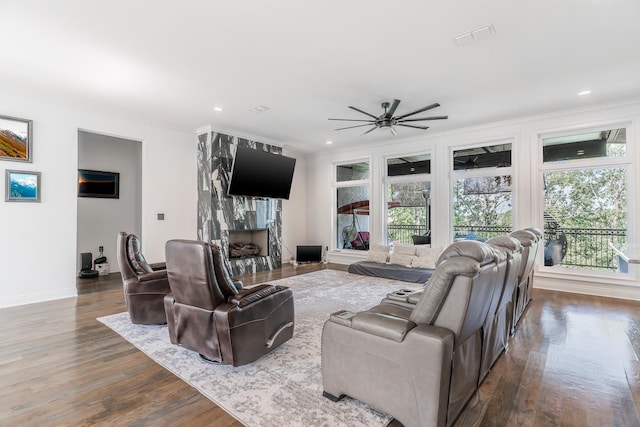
[326,140,333,145]
[213,106,223,112]
[577,90,592,96]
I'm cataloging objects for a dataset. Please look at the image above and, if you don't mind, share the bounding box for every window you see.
[541,127,628,272]
[385,154,431,245]
[451,143,513,240]
[335,161,370,250]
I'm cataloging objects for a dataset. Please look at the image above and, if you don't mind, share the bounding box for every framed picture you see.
[78,169,119,199]
[5,169,41,202]
[0,115,33,162]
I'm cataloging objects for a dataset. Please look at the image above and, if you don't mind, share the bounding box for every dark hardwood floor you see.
[1,264,639,426]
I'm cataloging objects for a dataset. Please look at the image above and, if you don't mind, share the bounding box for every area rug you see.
[98,269,419,427]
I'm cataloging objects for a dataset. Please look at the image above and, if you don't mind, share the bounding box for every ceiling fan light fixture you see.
[330,99,446,136]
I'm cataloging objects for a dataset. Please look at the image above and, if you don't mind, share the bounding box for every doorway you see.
[76,130,142,286]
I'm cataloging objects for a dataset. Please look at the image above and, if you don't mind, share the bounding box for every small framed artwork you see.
[78,169,119,199]
[5,169,41,202]
[0,115,33,162]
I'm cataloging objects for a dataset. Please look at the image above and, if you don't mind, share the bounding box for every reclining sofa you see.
[322,240,500,427]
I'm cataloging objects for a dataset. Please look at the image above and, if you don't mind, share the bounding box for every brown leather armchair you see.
[163,239,294,366]
[116,231,171,325]
[322,241,500,427]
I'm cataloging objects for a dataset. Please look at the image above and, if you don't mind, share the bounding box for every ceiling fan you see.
[329,99,447,136]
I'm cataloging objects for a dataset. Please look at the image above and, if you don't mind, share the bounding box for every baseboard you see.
[0,288,78,309]
[534,277,640,301]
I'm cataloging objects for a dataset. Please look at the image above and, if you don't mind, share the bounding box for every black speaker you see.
[81,253,92,270]
[79,252,99,278]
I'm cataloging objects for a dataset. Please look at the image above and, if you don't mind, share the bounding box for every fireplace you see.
[228,229,269,259]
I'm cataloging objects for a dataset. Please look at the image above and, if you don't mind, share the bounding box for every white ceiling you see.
[2,0,640,152]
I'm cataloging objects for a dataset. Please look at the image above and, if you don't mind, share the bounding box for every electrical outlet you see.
[99,246,104,253]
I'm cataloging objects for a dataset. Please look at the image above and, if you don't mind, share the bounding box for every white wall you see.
[281,146,308,262]
[308,100,640,300]
[0,90,197,308]
[77,131,142,273]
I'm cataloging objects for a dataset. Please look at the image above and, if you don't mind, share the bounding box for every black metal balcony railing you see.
[387,224,627,271]
[545,227,626,270]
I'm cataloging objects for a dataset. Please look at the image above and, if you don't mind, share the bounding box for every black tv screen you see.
[228,146,296,199]
[78,169,119,199]
[296,245,323,263]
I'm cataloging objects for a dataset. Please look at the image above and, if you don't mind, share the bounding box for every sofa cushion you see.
[348,261,434,283]
[370,244,390,253]
[366,250,388,263]
[389,253,417,267]
[412,246,443,269]
[410,257,481,325]
[210,244,239,296]
[393,244,417,256]
[126,234,154,274]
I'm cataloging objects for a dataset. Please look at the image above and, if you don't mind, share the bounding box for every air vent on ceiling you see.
[249,105,270,113]
[453,24,496,45]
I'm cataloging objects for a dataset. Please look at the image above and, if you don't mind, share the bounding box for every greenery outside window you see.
[385,154,431,245]
[541,127,628,272]
[451,143,513,241]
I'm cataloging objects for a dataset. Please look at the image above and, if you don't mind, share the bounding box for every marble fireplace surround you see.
[197,130,283,276]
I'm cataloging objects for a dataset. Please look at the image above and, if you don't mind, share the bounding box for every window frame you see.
[449,140,514,242]
[332,158,372,252]
[383,152,433,246]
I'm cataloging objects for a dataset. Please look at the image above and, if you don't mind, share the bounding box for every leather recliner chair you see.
[481,235,523,380]
[321,241,499,427]
[525,227,543,306]
[116,231,171,324]
[509,228,541,332]
[163,239,295,366]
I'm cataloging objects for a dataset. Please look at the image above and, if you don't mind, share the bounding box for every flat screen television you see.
[78,169,120,199]
[296,245,323,263]
[228,146,296,199]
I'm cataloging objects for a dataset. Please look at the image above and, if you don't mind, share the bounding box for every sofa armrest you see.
[137,269,168,282]
[150,262,166,271]
[216,285,294,328]
[228,284,278,307]
[350,312,417,342]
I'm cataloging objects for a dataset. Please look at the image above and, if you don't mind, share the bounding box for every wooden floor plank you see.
[0,265,639,426]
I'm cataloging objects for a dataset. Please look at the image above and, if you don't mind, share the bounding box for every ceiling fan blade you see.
[398,115,448,123]
[384,99,401,119]
[335,123,377,131]
[328,118,376,122]
[361,126,378,135]
[348,106,379,120]
[395,103,440,120]
[397,123,430,130]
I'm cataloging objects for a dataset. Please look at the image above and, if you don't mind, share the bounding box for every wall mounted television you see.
[78,169,120,199]
[296,245,323,263]
[228,146,296,199]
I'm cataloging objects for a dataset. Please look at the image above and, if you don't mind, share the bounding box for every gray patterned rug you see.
[98,269,418,427]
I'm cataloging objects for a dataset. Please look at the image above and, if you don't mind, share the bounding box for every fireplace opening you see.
[228,228,269,259]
